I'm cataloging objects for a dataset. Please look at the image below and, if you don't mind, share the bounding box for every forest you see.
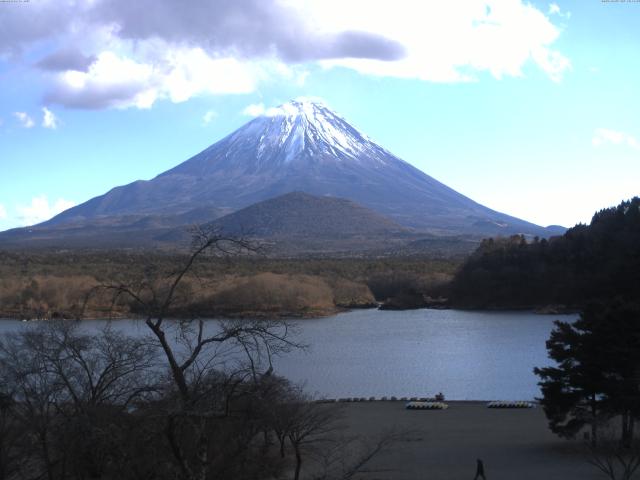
[449,197,640,310]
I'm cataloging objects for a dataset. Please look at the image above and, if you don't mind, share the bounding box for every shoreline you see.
[0,310,347,322]
[0,304,578,322]
[317,398,540,404]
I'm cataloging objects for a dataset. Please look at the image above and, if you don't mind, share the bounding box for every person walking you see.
[474,458,486,480]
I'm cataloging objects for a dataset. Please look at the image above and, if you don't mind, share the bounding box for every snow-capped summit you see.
[250,99,379,162]
[172,99,393,174]
[43,99,556,237]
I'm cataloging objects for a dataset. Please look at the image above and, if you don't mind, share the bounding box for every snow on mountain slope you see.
[165,99,395,175]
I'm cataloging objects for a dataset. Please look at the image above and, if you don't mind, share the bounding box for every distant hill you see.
[210,192,417,255]
[159,192,447,256]
[211,192,407,237]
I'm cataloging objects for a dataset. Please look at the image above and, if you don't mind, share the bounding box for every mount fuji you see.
[2,99,562,250]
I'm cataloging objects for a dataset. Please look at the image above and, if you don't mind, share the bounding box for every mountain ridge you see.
[4,99,564,251]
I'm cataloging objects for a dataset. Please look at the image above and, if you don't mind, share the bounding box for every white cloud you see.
[16,196,76,226]
[548,2,570,19]
[294,95,327,105]
[592,128,640,150]
[270,62,310,86]
[162,48,258,102]
[6,0,570,110]
[14,111,34,128]
[242,102,266,117]
[0,204,7,220]
[241,96,331,118]
[262,96,329,117]
[46,48,261,109]
[315,0,570,83]
[47,51,157,109]
[202,110,217,125]
[295,70,310,86]
[42,107,58,129]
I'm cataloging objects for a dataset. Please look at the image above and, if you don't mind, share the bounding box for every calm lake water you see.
[0,309,577,401]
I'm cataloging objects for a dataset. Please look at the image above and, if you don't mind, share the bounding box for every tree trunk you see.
[165,416,192,480]
[146,319,190,402]
[293,443,302,480]
[196,420,209,480]
[591,394,598,448]
[622,412,632,448]
[39,433,55,480]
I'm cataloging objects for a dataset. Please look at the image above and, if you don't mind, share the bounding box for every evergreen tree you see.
[451,197,640,309]
[535,301,640,446]
[534,311,608,446]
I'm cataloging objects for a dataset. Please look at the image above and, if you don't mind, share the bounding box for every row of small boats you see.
[406,400,536,410]
[315,398,536,409]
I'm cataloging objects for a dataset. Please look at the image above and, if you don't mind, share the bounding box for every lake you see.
[0,308,576,401]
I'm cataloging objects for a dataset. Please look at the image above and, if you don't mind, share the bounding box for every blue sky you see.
[1,0,639,232]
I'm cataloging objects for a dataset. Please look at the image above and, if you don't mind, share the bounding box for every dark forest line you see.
[448,197,640,310]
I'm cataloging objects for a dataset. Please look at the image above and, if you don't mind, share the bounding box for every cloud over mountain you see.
[3,0,569,110]
[16,196,76,227]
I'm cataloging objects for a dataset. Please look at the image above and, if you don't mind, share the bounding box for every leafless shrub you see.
[587,422,640,480]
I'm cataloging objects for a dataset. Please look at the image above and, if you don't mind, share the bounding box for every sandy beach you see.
[335,401,601,480]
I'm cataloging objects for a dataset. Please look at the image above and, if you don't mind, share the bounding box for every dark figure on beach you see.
[474,458,486,480]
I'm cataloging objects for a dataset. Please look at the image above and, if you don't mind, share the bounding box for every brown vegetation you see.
[0,250,459,320]
[0,275,98,319]
[208,273,337,317]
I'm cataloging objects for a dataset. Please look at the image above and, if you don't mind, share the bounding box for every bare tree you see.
[0,326,70,480]
[259,384,345,480]
[287,400,342,480]
[587,422,640,480]
[85,227,302,480]
[311,430,407,480]
[88,227,298,401]
[1,227,394,480]
[0,391,22,480]
[0,321,160,480]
